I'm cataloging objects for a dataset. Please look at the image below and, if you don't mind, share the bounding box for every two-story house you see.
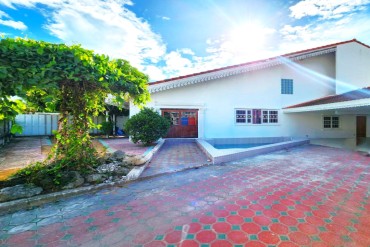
[130,39,370,146]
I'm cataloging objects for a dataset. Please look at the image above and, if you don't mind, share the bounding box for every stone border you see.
[197,137,309,164]
[0,139,165,216]
[126,139,165,180]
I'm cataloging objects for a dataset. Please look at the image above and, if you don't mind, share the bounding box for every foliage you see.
[125,107,170,145]
[0,37,150,184]
[100,121,114,135]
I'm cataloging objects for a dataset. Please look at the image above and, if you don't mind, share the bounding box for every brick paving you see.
[99,138,153,156]
[0,145,369,246]
[0,137,48,172]
[141,140,210,177]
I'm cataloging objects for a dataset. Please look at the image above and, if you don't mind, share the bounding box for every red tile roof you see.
[150,39,370,86]
[284,87,370,109]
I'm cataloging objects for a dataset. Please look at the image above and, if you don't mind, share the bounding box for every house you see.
[130,39,370,146]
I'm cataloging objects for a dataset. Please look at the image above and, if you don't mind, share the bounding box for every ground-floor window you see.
[323,116,339,129]
[235,109,279,124]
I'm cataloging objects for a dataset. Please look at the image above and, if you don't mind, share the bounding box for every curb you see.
[0,139,165,216]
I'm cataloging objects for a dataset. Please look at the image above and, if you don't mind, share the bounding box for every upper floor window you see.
[235,109,278,125]
[281,79,293,94]
[323,116,339,129]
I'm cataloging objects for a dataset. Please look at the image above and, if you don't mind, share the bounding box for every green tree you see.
[125,107,170,145]
[0,37,149,173]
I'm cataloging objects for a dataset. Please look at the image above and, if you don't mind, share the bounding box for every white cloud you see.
[0,9,27,30]
[161,16,170,21]
[2,0,370,82]
[0,19,27,30]
[279,13,370,52]
[290,0,370,19]
[1,0,165,74]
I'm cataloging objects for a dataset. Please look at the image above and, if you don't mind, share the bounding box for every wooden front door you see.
[356,116,367,145]
[162,109,198,138]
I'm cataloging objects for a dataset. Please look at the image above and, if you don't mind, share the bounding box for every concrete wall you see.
[283,112,356,139]
[131,53,338,139]
[336,42,370,94]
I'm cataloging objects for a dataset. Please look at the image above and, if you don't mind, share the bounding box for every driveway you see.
[0,145,369,246]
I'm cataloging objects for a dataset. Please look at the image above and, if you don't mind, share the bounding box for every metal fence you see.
[0,120,11,145]
[14,113,127,136]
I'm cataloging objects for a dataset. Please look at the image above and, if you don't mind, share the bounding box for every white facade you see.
[130,40,370,140]
[336,42,370,94]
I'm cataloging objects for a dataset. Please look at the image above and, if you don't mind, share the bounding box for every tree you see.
[125,108,170,145]
[0,38,150,174]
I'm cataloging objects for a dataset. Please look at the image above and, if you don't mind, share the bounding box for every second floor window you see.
[281,79,293,94]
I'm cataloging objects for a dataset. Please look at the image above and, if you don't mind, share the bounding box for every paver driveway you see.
[0,145,369,246]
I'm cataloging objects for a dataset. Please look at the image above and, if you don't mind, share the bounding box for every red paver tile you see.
[241,222,261,234]
[319,232,344,246]
[213,209,229,217]
[213,222,231,233]
[164,230,182,243]
[247,241,265,247]
[253,215,271,226]
[199,215,216,224]
[270,223,289,234]
[280,216,297,226]
[196,230,216,243]
[262,209,280,218]
[211,240,232,247]
[289,231,311,245]
[227,231,248,243]
[226,215,244,224]
[239,209,255,217]
[187,222,202,234]
[297,223,318,235]
[279,242,299,247]
[258,231,280,244]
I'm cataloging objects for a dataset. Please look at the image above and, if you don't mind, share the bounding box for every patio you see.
[0,144,369,246]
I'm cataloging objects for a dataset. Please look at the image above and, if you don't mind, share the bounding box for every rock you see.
[123,155,147,166]
[97,162,120,173]
[114,167,131,176]
[0,184,43,202]
[38,176,55,191]
[86,174,107,183]
[112,150,125,159]
[61,171,84,189]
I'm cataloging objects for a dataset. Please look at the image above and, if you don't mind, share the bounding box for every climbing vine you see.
[0,38,150,176]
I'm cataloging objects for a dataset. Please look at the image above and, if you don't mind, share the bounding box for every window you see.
[182,111,196,126]
[236,109,278,124]
[323,116,339,129]
[235,110,246,123]
[163,111,180,125]
[281,79,293,94]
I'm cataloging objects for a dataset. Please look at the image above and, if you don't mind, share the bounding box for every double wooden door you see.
[162,109,198,138]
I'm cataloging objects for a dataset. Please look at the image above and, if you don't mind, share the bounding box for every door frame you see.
[356,116,367,145]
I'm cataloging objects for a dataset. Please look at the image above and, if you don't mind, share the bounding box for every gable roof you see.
[149,39,370,93]
[284,87,370,109]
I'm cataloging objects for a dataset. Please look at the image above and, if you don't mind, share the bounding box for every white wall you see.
[336,42,370,94]
[131,53,338,139]
[283,112,356,139]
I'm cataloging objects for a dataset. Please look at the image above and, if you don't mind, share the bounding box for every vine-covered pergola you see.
[0,38,149,172]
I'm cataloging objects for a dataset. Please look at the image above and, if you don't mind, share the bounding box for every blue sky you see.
[1,0,370,81]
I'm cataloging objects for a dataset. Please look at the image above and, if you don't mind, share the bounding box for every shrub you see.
[125,107,170,145]
[100,121,113,135]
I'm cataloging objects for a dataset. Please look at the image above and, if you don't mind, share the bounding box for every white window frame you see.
[235,108,279,125]
[322,116,340,129]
